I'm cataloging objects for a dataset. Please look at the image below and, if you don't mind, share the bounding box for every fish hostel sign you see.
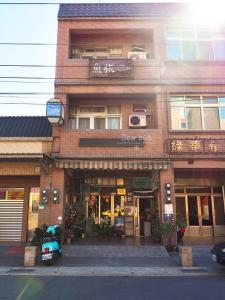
[89,59,132,78]
[167,139,225,154]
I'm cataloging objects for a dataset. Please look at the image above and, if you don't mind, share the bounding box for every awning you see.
[55,159,169,170]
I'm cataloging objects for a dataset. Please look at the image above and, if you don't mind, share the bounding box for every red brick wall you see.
[39,167,66,226]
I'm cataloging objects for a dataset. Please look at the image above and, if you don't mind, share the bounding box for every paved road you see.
[1,275,225,300]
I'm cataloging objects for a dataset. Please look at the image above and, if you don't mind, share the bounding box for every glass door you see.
[27,187,40,241]
[187,196,200,236]
[199,195,213,237]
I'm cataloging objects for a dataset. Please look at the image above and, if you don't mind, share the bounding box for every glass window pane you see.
[182,41,197,60]
[202,96,218,104]
[197,31,211,39]
[133,104,147,112]
[171,107,186,129]
[93,107,105,113]
[68,118,76,130]
[186,107,202,129]
[79,107,92,113]
[94,118,105,129]
[79,118,90,129]
[188,196,199,226]
[214,32,225,39]
[219,97,225,104]
[108,106,121,114]
[200,196,213,226]
[214,196,225,225]
[185,96,201,104]
[108,117,120,129]
[214,41,225,60]
[182,31,195,39]
[176,197,186,223]
[219,107,225,129]
[203,107,220,129]
[170,96,185,106]
[167,41,181,60]
[198,41,214,60]
[166,31,180,39]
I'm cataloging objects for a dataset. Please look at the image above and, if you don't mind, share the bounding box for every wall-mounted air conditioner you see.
[129,115,147,128]
[128,52,147,60]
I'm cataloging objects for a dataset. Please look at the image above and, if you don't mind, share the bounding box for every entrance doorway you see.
[175,186,225,241]
[27,187,40,241]
[139,198,151,237]
[87,189,126,228]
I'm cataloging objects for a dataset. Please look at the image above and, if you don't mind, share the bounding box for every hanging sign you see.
[117,188,126,195]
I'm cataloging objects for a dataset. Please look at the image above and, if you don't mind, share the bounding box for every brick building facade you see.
[40,3,225,243]
[39,3,225,244]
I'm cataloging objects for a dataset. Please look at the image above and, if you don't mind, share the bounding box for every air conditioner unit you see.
[129,115,147,128]
[128,52,146,60]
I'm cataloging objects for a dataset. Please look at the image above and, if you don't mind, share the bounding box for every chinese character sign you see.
[90,59,132,78]
[168,139,225,154]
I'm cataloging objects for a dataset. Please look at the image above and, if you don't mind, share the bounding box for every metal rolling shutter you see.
[0,189,24,242]
[0,200,24,241]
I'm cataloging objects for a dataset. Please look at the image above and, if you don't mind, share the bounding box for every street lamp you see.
[46,98,64,126]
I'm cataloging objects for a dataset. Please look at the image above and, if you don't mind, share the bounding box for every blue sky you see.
[0,0,197,116]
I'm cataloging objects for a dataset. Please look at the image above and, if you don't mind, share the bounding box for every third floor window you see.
[166,30,225,61]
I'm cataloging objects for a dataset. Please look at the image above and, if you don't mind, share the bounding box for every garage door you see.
[0,188,24,241]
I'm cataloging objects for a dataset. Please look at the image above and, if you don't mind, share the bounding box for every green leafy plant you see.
[176,218,187,228]
[30,224,48,246]
[152,221,175,241]
[92,223,116,238]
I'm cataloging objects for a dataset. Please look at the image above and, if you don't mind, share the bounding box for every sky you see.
[0,0,221,116]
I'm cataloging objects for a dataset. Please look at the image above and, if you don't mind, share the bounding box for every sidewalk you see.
[0,243,224,277]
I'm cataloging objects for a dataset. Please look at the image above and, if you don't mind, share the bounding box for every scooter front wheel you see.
[43,259,54,266]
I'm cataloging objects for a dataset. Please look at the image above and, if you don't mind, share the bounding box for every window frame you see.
[69,105,122,130]
[166,29,225,61]
[170,95,225,131]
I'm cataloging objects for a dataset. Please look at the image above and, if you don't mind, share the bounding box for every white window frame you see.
[69,105,122,130]
[166,29,225,61]
[170,95,225,130]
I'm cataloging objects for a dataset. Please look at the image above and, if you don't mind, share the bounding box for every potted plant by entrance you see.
[152,220,176,251]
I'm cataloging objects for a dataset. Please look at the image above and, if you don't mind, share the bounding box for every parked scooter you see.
[41,225,62,265]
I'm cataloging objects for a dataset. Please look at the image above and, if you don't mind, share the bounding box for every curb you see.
[0,266,224,277]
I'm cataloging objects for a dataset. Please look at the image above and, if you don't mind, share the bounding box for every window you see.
[166,30,225,61]
[186,107,202,129]
[70,45,123,59]
[69,105,121,130]
[108,117,120,129]
[79,118,90,130]
[170,95,225,130]
[133,104,148,113]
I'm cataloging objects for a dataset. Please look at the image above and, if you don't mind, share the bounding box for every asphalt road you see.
[1,275,225,300]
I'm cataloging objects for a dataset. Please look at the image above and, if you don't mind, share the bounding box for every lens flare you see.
[190,0,225,26]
